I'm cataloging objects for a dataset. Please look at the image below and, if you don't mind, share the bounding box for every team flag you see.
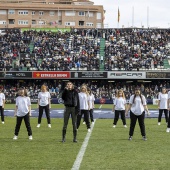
[118,7,120,23]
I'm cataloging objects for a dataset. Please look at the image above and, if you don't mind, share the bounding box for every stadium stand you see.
[0,28,169,71]
[104,28,170,71]
[2,79,169,102]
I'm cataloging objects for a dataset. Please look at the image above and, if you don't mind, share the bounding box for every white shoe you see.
[29,136,33,140]
[124,125,127,128]
[83,121,85,124]
[92,121,94,125]
[13,135,18,140]
[48,124,51,128]
[113,125,116,128]
[37,124,40,128]
[88,128,91,132]
[166,128,170,133]
[158,122,161,125]
[2,121,4,124]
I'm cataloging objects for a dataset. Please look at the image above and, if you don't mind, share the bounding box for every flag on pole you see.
[118,7,120,23]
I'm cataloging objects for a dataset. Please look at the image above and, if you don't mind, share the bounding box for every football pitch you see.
[1,114,170,170]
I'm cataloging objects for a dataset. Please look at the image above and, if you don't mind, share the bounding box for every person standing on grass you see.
[37,85,51,128]
[77,85,91,132]
[0,87,5,124]
[166,90,170,132]
[87,87,95,124]
[83,87,95,125]
[112,89,127,128]
[61,81,80,143]
[157,87,168,126]
[13,88,32,140]
[125,88,150,141]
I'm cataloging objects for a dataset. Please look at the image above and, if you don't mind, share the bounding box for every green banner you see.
[21,28,70,33]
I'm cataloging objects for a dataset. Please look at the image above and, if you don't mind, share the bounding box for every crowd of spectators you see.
[0,28,169,71]
[1,80,170,102]
[104,28,170,71]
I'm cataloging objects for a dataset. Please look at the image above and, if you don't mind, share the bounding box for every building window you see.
[65,11,75,16]
[32,11,35,15]
[0,21,6,25]
[39,11,44,15]
[8,10,15,15]
[79,21,84,26]
[18,11,28,15]
[38,20,45,25]
[65,22,75,26]
[86,22,93,27]
[9,19,15,24]
[58,11,61,16]
[97,13,101,19]
[86,12,93,17]
[78,11,85,16]
[32,20,36,24]
[49,11,55,16]
[0,10,6,15]
[18,20,28,25]
[96,23,102,28]
[58,20,62,25]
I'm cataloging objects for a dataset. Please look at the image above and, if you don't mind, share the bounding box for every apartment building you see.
[0,0,105,29]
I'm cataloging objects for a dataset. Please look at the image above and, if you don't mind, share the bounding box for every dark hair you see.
[133,94,143,104]
[67,81,74,89]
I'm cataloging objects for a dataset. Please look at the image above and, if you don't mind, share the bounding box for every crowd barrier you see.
[1,71,170,79]
[5,98,154,104]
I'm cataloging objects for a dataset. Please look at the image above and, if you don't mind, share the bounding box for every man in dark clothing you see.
[61,81,80,143]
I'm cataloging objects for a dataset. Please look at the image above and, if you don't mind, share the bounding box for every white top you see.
[0,93,5,106]
[158,93,168,109]
[114,97,126,110]
[78,92,89,110]
[16,96,31,117]
[129,95,147,115]
[38,92,51,106]
[168,91,170,99]
[88,94,95,109]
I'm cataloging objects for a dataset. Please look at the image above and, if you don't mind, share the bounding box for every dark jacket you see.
[62,88,80,112]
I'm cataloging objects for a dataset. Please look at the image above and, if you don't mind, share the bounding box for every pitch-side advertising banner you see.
[107,71,146,79]
[32,71,70,79]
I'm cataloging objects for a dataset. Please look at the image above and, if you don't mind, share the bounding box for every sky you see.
[92,0,170,28]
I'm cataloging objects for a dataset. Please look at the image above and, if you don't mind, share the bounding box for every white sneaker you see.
[124,125,127,128]
[166,128,170,133]
[13,135,18,140]
[2,121,4,124]
[83,121,85,124]
[29,136,33,140]
[88,128,91,132]
[92,121,94,125]
[48,124,51,128]
[113,125,116,128]
[158,122,161,125]
[37,124,40,128]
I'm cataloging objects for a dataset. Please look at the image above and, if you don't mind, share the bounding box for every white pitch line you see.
[71,119,96,170]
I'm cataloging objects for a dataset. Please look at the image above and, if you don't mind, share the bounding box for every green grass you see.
[1,117,86,170]
[4,104,158,110]
[80,119,170,170]
[0,117,170,169]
